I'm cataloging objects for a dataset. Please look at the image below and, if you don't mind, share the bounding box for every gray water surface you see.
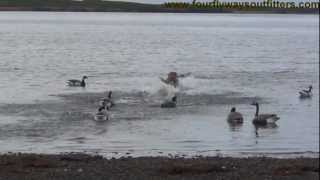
[0,12,318,157]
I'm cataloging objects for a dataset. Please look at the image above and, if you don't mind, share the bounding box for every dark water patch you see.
[60,112,94,122]
[0,90,266,155]
[67,137,87,141]
[67,137,89,144]
[93,128,108,135]
[52,91,263,121]
[0,103,63,117]
[1,91,263,124]
[176,140,202,143]
[178,93,262,106]
[109,141,131,144]
[0,119,63,140]
[0,90,263,144]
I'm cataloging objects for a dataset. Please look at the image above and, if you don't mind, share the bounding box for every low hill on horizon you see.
[0,0,318,14]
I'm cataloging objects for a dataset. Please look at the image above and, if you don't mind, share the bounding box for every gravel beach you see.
[0,153,318,180]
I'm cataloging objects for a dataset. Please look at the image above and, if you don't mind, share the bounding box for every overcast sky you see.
[108,0,319,4]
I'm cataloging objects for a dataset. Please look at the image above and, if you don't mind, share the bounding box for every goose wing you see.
[257,114,279,122]
[299,91,307,96]
[67,79,82,86]
[299,91,311,98]
[68,79,81,83]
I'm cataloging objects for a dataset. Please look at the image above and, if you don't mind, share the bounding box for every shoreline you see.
[0,10,319,15]
[0,153,318,180]
[0,8,318,14]
[1,150,319,160]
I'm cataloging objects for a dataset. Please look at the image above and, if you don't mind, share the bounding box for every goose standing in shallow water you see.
[227,107,243,123]
[67,76,88,87]
[161,96,177,108]
[299,85,313,98]
[251,102,279,125]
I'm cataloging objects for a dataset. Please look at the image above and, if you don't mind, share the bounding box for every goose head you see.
[82,76,88,80]
[230,107,236,112]
[309,85,313,91]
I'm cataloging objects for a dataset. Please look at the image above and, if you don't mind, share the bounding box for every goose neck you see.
[255,104,259,116]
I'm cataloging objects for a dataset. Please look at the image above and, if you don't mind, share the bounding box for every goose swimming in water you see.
[67,76,88,87]
[299,85,313,98]
[251,102,279,125]
[227,107,243,123]
[99,91,114,110]
[161,96,177,108]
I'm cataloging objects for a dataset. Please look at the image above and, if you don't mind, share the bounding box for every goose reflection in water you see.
[254,123,278,138]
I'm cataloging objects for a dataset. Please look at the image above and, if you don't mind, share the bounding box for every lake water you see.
[0,12,319,158]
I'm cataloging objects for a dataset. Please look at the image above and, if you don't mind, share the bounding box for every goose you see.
[94,106,110,121]
[99,91,114,109]
[299,85,312,98]
[67,76,88,87]
[227,107,243,123]
[251,102,279,125]
[161,96,177,108]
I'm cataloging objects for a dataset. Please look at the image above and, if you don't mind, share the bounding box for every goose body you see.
[251,102,279,125]
[67,76,87,87]
[253,114,279,125]
[161,96,177,108]
[227,107,243,123]
[299,85,312,98]
[94,107,110,122]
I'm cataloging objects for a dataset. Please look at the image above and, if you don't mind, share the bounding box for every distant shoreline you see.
[0,0,318,14]
[0,8,318,14]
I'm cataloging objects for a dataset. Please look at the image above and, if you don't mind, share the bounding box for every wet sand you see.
[0,153,318,180]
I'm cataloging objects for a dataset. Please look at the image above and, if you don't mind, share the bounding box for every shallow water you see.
[0,12,319,157]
